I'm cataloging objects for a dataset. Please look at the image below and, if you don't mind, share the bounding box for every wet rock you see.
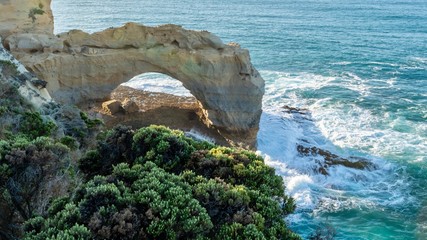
[282,105,309,115]
[297,145,376,175]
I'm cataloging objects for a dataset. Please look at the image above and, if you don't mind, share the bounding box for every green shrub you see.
[60,136,79,150]
[181,171,298,240]
[20,111,57,139]
[26,162,213,239]
[79,111,103,129]
[30,125,300,239]
[132,125,197,173]
[187,147,289,199]
[0,60,19,78]
[0,136,74,239]
[79,125,134,178]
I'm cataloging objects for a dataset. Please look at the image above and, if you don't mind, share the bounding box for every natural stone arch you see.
[8,23,265,146]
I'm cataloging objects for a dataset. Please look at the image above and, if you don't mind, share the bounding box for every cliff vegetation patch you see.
[28,3,45,23]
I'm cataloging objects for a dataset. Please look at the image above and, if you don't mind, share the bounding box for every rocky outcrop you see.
[0,39,53,109]
[297,145,376,175]
[1,0,264,147]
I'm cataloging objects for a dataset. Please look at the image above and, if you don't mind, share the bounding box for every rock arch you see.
[1,1,265,147]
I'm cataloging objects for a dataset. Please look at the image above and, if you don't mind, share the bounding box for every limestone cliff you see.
[0,0,53,38]
[1,0,265,147]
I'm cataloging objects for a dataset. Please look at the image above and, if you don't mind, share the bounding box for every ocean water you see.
[52,0,427,239]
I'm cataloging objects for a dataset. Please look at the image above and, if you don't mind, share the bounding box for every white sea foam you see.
[122,73,192,97]
[410,57,427,64]
[331,61,352,66]
[257,108,414,215]
[257,70,421,219]
[366,61,400,67]
[185,129,216,144]
[260,70,426,163]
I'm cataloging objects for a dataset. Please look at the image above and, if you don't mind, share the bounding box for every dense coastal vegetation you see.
[0,61,300,239]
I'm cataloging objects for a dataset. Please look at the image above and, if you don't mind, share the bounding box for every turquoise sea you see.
[52,0,427,239]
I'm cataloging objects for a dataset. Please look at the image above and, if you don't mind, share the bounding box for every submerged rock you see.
[297,145,376,175]
[282,105,309,115]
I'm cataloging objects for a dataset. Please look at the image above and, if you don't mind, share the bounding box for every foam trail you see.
[185,129,216,144]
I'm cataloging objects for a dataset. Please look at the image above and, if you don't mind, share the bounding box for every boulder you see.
[121,98,139,113]
[4,33,63,53]
[102,100,123,115]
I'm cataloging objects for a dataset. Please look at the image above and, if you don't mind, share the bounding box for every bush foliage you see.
[0,75,299,239]
[25,125,300,239]
[0,80,88,239]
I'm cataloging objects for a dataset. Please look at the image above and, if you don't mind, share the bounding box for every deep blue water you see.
[52,0,427,239]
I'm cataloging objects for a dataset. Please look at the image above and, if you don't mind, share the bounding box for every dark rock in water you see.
[282,105,309,115]
[282,105,312,122]
[297,145,376,175]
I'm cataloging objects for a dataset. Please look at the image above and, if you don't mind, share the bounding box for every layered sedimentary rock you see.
[0,0,264,147]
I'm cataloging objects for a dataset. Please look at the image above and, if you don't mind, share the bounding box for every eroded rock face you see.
[1,0,265,147]
[0,0,53,39]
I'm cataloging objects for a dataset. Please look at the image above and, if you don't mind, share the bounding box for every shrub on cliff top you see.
[25,162,213,240]
[132,125,198,173]
[0,79,81,240]
[40,125,300,239]
[0,136,76,239]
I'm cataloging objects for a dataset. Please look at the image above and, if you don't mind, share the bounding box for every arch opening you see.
[96,72,228,145]
[122,72,192,98]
